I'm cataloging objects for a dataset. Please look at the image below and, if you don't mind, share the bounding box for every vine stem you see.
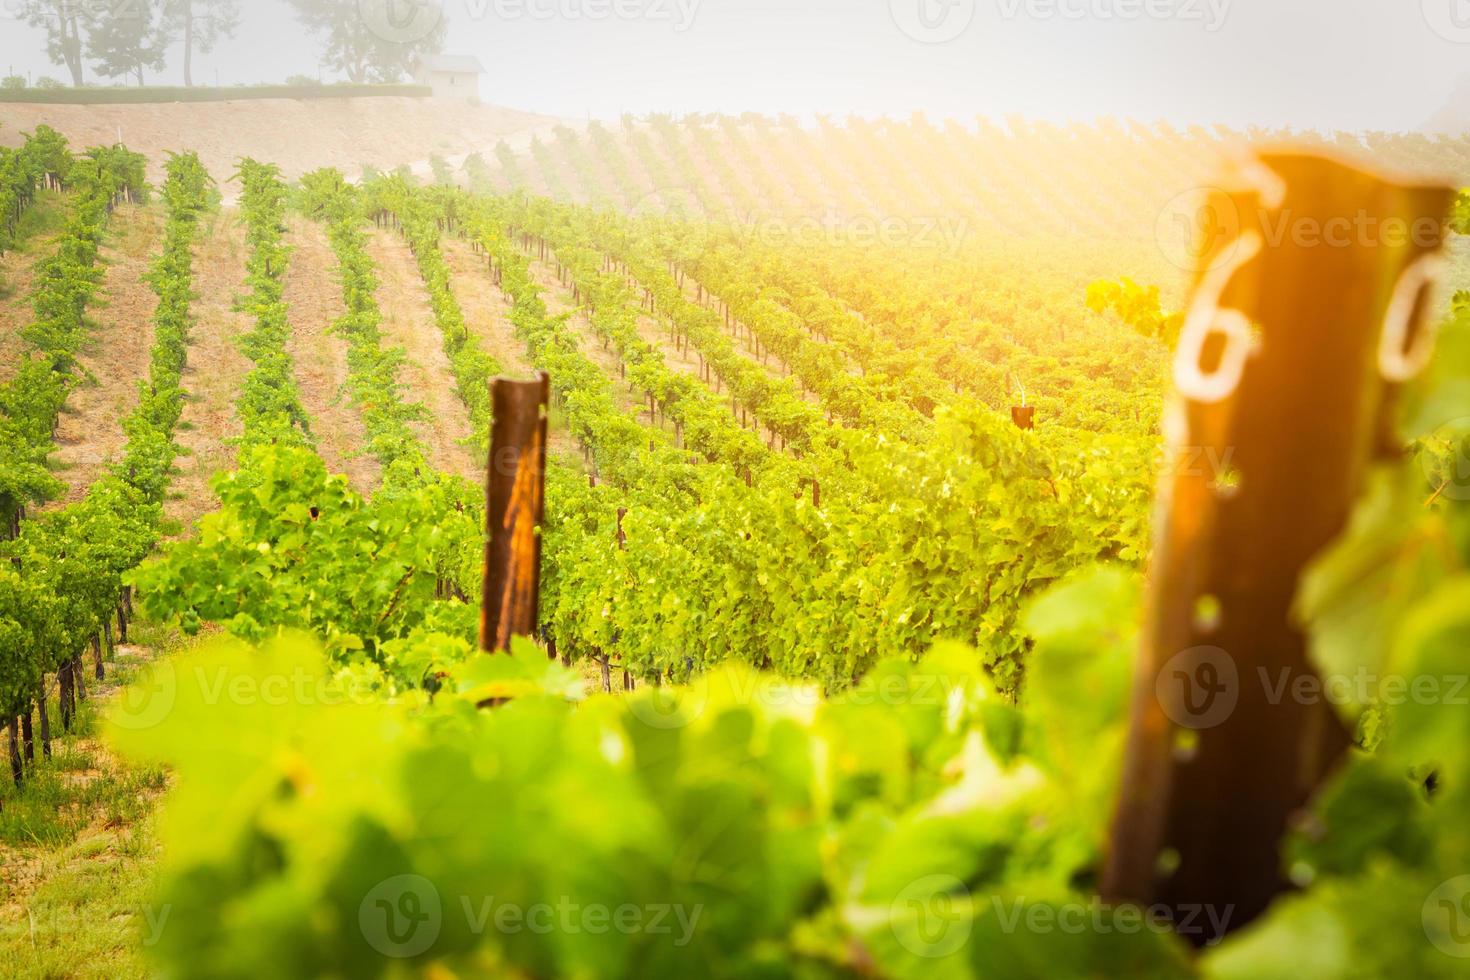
[375,567,418,629]
[1424,478,1450,508]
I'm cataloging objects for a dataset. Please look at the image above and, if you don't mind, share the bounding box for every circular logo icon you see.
[1424,875,1470,958]
[1,0,28,22]
[626,682,709,730]
[111,661,178,731]
[629,184,684,217]
[359,0,444,44]
[1156,646,1239,730]
[890,874,972,958]
[1156,186,1243,273]
[890,0,976,43]
[328,665,388,708]
[1420,418,1470,503]
[359,874,442,958]
[1423,0,1470,43]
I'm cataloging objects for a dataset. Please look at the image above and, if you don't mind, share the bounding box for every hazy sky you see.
[1,0,1467,131]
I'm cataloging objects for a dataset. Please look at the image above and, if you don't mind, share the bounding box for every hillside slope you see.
[0,97,567,192]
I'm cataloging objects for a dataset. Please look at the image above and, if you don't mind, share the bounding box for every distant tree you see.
[0,77,25,91]
[35,77,66,90]
[26,1,93,86]
[162,0,241,87]
[286,0,445,84]
[86,3,170,86]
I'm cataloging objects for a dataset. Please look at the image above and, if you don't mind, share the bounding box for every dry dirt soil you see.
[0,97,568,194]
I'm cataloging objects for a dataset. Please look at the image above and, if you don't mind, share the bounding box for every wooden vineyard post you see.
[6,717,19,788]
[58,661,74,732]
[1103,152,1455,942]
[480,373,551,653]
[616,508,633,691]
[35,680,49,760]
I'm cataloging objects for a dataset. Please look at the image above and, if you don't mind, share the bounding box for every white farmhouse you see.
[412,54,486,100]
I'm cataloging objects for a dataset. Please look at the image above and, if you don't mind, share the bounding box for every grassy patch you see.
[109,203,161,262]
[0,616,191,979]
[0,189,70,301]
[13,190,69,244]
[0,816,160,980]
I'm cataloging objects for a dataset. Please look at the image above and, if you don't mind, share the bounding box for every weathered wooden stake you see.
[480,373,551,653]
[1104,152,1455,943]
[58,663,74,732]
[6,718,20,788]
[35,680,49,759]
[614,508,633,690]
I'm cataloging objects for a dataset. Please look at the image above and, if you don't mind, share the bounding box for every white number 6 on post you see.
[1174,229,1264,405]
